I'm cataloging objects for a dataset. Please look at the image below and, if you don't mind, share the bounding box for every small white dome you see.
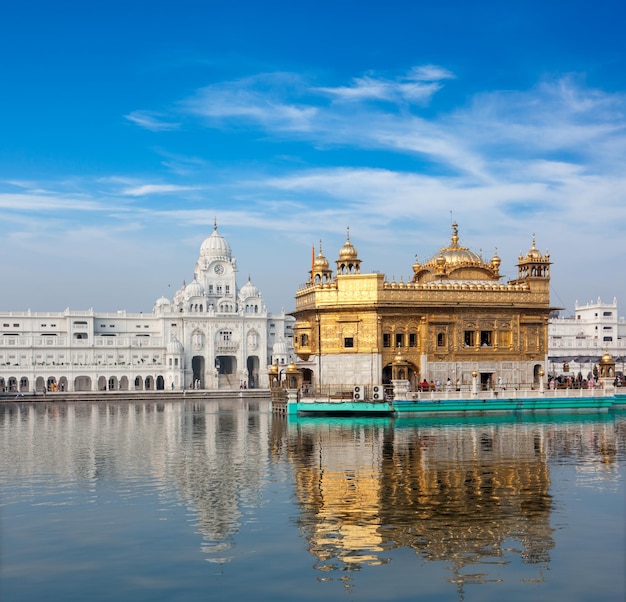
[273,337,288,355]
[239,277,260,300]
[166,337,184,354]
[185,279,205,298]
[155,296,170,307]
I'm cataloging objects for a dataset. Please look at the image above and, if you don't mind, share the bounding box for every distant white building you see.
[548,297,626,378]
[0,223,294,393]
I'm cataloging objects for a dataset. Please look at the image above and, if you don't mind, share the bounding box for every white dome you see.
[273,337,288,355]
[166,337,184,354]
[185,279,205,298]
[155,296,170,307]
[200,223,232,260]
[239,277,260,299]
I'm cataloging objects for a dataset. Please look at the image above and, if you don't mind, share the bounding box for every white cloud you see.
[407,65,455,82]
[125,110,180,131]
[184,73,318,131]
[314,66,450,104]
[121,184,202,196]
[0,192,103,212]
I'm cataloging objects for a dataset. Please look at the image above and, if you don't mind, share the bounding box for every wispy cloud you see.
[121,184,202,196]
[315,66,453,104]
[184,72,318,131]
[408,65,455,81]
[0,192,104,212]
[125,110,181,131]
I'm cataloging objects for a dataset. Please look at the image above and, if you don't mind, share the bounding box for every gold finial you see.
[451,222,459,247]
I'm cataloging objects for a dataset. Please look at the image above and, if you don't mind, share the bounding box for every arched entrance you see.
[35,377,46,393]
[119,376,129,390]
[58,376,68,392]
[145,376,154,390]
[192,356,205,388]
[216,355,236,375]
[382,363,419,388]
[97,376,107,391]
[247,356,259,388]
[74,376,91,391]
[301,368,313,392]
[134,376,143,390]
[156,375,165,390]
[19,377,29,392]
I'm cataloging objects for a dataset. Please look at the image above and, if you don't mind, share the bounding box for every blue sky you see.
[1,0,625,316]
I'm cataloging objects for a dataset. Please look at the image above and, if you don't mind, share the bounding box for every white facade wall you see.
[548,297,626,376]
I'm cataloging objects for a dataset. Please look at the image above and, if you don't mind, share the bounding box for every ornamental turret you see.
[516,235,550,280]
[310,240,333,284]
[336,227,362,275]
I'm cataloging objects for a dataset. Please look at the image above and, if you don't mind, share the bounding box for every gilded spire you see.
[450,222,460,248]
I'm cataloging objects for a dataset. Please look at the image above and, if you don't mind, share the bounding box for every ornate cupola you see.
[310,240,333,285]
[490,248,501,276]
[336,227,362,275]
[599,350,616,379]
[511,234,551,297]
[516,235,551,280]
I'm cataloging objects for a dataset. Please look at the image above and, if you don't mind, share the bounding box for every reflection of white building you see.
[0,223,294,393]
[549,297,626,377]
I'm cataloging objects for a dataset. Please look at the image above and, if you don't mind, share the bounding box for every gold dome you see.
[337,226,357,261]
[413,222,499,284]
[313,241,329,269]
[339,238,358,261]
[491,250,501,270]
[424,222,483,267]
[524,235,543,261]
[601,350,613,364]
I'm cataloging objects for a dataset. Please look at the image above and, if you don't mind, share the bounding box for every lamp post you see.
[471,370,478,397]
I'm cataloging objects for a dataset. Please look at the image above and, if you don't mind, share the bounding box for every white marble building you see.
[0,223,294,393]
[548,297,625,378]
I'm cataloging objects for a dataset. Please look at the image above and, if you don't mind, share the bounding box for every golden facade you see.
[292,224,553,391]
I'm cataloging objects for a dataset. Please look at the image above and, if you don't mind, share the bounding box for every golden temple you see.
[292,223,553,393]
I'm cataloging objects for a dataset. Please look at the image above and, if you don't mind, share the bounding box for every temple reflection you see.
[285,415,620,585]
[0,400,273,565]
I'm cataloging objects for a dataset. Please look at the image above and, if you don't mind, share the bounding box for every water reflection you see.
[0,399,272,565]
[1,401,625,599]
[283,414,624,589]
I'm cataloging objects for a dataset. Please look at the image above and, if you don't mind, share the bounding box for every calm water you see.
[1,400,625,602]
